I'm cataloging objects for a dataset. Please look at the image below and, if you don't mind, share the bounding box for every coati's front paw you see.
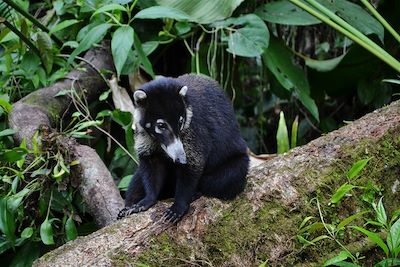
[161,205,188,223]
[117,204,146,219]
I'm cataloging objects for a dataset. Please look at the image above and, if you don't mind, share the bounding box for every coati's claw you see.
[117,204,146,219]
[161,207,184,223]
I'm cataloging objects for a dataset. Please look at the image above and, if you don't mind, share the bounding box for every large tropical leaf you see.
[155,0,244,24]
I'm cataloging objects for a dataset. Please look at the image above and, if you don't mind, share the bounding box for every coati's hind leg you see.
[199,153,249,200]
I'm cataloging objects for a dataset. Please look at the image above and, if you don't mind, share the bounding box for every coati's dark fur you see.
[118,74,249,222]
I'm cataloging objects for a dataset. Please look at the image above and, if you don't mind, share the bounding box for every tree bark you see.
[8,43,124,227]
[33,100,400,266]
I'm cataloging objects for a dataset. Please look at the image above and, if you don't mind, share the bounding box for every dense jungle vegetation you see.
[0,0,399,266]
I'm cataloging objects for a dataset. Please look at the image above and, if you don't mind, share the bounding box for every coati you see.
[117,74,249,222]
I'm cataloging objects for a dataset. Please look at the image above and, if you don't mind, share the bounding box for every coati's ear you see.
[179,86,188,97]
[133,90,147,106]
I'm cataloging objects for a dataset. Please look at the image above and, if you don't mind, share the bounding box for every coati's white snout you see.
[161,138,187,164]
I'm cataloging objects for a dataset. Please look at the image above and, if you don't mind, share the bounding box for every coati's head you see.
[133,78,192,164]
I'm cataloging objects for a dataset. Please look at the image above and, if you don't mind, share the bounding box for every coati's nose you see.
[175,153,187,164]
[161,138,187,164]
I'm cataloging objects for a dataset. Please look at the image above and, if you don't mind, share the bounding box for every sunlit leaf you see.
[118,175,132,190]
[388,217,400,257]
[347,158,371,179]
[49,19,80,35]
[21,227,33,239]
[112,25,134,78]
[217,14,269,57]
[276,111,289,154]
[331,183,355,204]
[134,6,191,21]
[323,250,351,266]
[337,211,369,231]
[91,4,126,18]
[69,23,111,64]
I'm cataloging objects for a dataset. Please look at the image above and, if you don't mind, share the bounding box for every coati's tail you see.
[199,154,249,200]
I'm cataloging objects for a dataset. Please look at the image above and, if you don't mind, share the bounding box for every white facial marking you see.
[145,122,151,128]
[184,106,193,130]
[179,86,188,97]
[162,138,187,164]
[133,108,143,124]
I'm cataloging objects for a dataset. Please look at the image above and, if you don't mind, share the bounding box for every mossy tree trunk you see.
[33,100,400,266]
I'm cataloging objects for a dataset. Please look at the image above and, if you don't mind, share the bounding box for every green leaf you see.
[0,199,16,243]
[298,222,326,234]
[305,54,346,72]
[331,183,355,204]
[373,197,387,226]
[112,25,134,78]
[91,4,126,18]
[291,116,298,148]
[0,128,16,137]
[69,23,111,64]
[7,188,30,211]
[9,241,40,267]
[276,111,289,154]
[36,32,54,74]
[319,0,384,42]
[296,89,319,122]
[323,251,351,266]
[337,211,369,231]
[133,32,155,78]
[65,216,78,241]
[0,98,12,114]
[155,0,244,24]
[40,219,54,245]
[218,14,269,57]
[382,79,400,85]
[347,158,371,179]
[297,235,315,246]
[21,227,33,239]
[118,175,132,190]
[375,258,400,267]
[299,216,314,230]
[388,217,400,257]
[49,19,80,35]
[134,6,191,21]
[263,37,319,121]
[257,1,321,26]
[0,147,28,162]
[351,226,389,256]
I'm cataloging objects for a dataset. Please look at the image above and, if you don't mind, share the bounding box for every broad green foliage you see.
[155,0,244,24]
[0,0,399,264]
[257,1,321,26]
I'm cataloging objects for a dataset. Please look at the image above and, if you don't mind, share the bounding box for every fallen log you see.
[8,43,124,227]
[33,100,400,266]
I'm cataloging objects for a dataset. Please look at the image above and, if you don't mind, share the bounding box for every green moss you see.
[23,94,63,121]
[112,127,400,266]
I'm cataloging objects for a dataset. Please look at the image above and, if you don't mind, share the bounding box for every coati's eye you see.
[156,122,167,131]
